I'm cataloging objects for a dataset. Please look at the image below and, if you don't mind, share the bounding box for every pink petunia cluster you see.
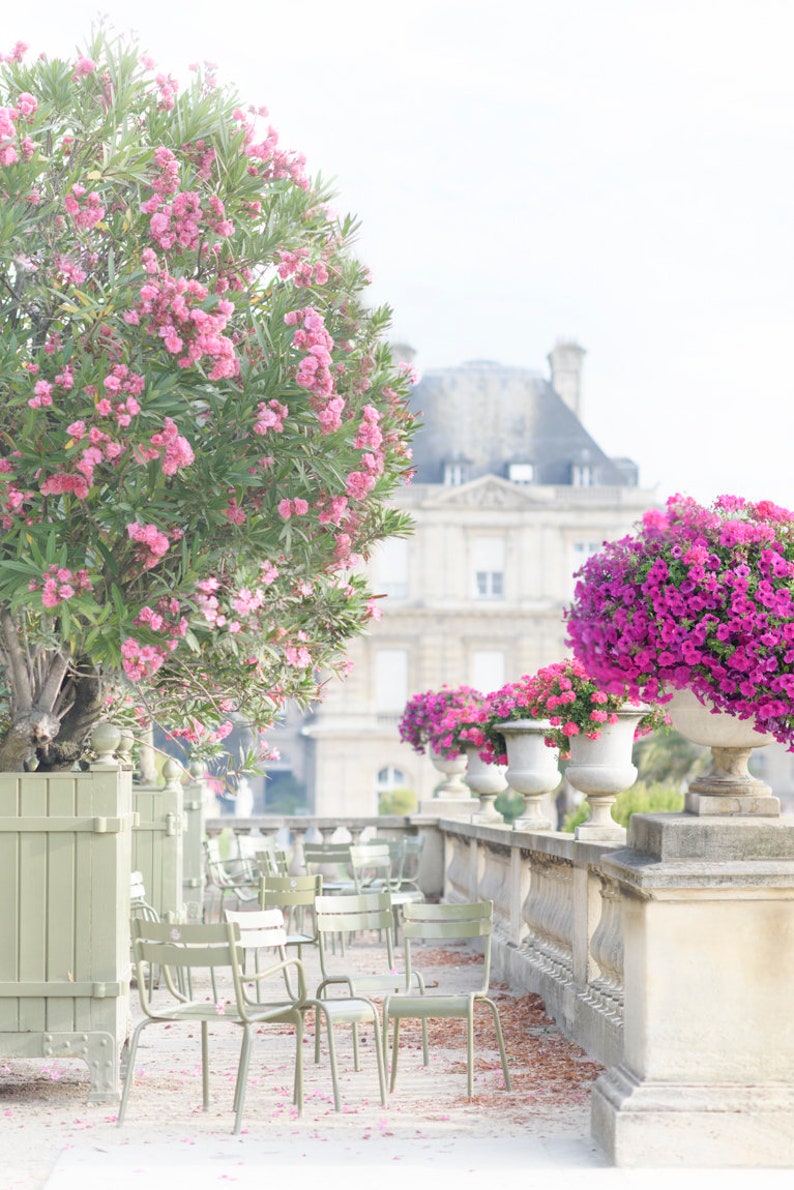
[398,685,483,758]
[480,658,645,763]
[566,493,794,747]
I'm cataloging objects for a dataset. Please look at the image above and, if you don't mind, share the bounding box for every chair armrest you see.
[243,957,307,1004]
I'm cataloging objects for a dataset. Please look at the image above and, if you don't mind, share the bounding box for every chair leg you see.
[467,1004,474,1098]
[293,1014,304,1112]
[233,1024,253,1134]
[388,1017,401,1092]
[370,1014,387,1107]
[487,998,512,1091]
[201,1019,210,1110]
[318,1006,342,1111]
[116,1018,150,1125]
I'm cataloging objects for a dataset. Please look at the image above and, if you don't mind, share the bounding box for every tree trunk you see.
[0,708,62,771]
[0,666,105,772]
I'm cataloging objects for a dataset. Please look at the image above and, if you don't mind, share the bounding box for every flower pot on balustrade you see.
[131,757,186,924]
[463,744,509,825]
[429,746,468,795]
[0,722,133,1104]
[566,707,646,842]
[665,687,778,817]
[421,747,479,819]
[496,719,561,831]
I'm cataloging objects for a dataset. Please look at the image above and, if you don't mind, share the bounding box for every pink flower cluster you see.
[127,521,171,569]
[0,105,17,165]
[125,254,238,380]
[566,493,794,746]
[277,249,328,287]
[434,689,497,756]
[150,417,194,474]
[64,183,105,230]
[398,685,483,758]
[0,457,31,528]
[253,399,288,436]
[285,306,345,431]
[470,660,666,764]
[121,637,167,681]
[144,185,233,252]
[236,108,310,189]
[30,564,92,609]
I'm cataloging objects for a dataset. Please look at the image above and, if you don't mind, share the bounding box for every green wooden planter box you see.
[132,762,184,924]
[0,762,133,1103]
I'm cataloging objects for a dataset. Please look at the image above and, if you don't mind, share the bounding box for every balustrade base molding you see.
[592,1066,794,1167]
[419,795,479,819]
[591,812,794,1167]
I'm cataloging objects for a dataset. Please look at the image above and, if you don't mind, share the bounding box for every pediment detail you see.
[428,475,543,511]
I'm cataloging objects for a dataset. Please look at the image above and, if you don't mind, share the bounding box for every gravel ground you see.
[2,932,603,1189]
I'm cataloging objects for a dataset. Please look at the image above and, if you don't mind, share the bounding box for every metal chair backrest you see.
[315,889,396,980]
[401,900,493,992]
[302,841,353,889]
[225,906,289,952]
[348,842,393,893]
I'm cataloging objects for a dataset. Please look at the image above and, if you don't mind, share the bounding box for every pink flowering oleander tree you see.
[565,494,794,747]
[0,30,417,771]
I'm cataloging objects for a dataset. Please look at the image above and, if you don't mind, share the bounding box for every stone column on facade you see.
[590,813,794,1167]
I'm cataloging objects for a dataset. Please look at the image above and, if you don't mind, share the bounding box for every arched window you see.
[376,766,408,794]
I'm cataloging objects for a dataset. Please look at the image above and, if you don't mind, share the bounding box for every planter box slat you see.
[132,782,184,923]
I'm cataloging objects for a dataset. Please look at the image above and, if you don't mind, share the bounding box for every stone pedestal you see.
[591,812,794,1167]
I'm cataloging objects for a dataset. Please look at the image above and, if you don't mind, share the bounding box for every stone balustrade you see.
[206,807,794,1166]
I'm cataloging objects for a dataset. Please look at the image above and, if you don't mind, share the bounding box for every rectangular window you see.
[472,536,505,600]
[373,537,409,600]
[471,650,505,694]
[570,540,604,595]
[375,649,408,712]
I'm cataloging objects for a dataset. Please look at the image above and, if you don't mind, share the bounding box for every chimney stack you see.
[548,340,586,419]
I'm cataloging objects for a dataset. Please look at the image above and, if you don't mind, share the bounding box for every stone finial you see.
[117,728,135,770]
[90,721,121,769]
[163,756,184,790]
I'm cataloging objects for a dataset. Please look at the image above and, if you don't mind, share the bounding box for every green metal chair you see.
[119,918,306,1134]
[259,872,322,959]
[383,900,511,1098]
[203,836,258,919]
[314,890,428,1065]
[302,840,356,894]
[229,904,387,1110]
[357,838,426,941]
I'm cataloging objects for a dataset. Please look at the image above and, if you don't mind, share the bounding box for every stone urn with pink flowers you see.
[566,493,794,816]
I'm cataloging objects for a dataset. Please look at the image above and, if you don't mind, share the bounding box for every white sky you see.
[13,0,794,509]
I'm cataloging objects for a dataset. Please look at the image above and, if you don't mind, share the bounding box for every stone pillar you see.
[591,813,794,1167]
